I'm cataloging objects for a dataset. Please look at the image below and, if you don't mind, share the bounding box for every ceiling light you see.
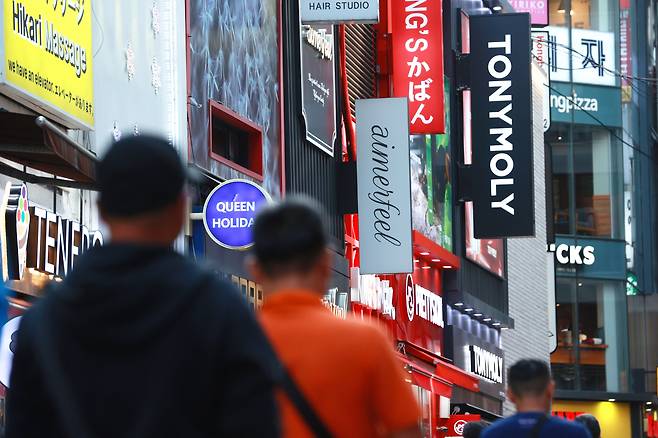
[474,313,483,317]
[493,5,502,11]
[454,302,464,307]
[464,308,474,312]
[483,317,492,322]
[556,303,561,307]
[608,398,616,402]
[647,408,652,412]
[558,0,566,13]
[421,266,431,270]
[414,260,420,263]
[420,252,430,256]
[647,401,652,405]
[443,266,452,269]
[493,322,502,327]
[557,136,563,141]
[432,259,441,262]
[578,282,583,287]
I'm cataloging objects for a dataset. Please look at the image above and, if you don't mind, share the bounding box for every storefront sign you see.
[468,14,535,238]
[391,0,445,134]
[356,98,413,274]
[550,83,622,128]
[532,31,551,132]
[1,0,94,128]
[300,0,379,24]
[620,0,632,102]
[469,345,503,384]
[445,415,482,438]
[509,0,548,26]
[548,27,616,87]
[406,274,443,327]
[300,24,337,156]
[548,243,595,266]
[350,267,395,318]
[0,183,102,281]
[202,179,272,250]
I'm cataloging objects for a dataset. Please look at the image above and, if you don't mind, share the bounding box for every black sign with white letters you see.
[468,14,534,238]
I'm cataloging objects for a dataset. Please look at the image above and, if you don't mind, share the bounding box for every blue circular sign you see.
[202,179,272,250]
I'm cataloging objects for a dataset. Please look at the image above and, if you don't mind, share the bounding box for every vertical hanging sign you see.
[356,98,413,274]
[468,13,535,238]
[391,0,445,134]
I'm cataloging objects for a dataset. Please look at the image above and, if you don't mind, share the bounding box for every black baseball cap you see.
[97,135,193,217]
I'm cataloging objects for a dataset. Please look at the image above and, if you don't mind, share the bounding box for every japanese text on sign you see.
[2,0,94,128]
[391,0,445,134]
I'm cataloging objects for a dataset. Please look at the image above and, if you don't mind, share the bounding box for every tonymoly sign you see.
[468,13,534,239]
[469,345,503,384]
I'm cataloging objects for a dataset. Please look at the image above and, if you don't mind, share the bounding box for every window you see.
[209,100,263,180]
[549,0,617,32]
[551,278,629,392]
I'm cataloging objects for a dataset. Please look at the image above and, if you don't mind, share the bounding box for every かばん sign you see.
[468,13,535,238]
[203,180,272,250]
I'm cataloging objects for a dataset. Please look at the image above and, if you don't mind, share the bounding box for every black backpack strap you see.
[528,415,549,438]
[31,306,95,438]
[276,363,334,438]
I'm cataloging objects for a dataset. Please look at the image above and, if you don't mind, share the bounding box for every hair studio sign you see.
[0,183,103,281]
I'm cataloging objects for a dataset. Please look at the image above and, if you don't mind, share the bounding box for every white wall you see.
[502,64,554,415]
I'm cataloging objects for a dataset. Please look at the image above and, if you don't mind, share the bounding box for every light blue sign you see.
[202,180,271,250]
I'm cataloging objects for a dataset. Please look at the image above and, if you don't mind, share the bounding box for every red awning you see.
[403,342,480,393]
[398,354,453,398]
[413,231,460,270]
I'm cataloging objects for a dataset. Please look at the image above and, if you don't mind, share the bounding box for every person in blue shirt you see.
[482,359,591,438]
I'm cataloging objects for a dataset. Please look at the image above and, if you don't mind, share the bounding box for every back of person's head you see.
[463,421,487,438]
[575,414,601,438]
[507,359,554,412]
[97,135,188,245]
[250,198,329,291]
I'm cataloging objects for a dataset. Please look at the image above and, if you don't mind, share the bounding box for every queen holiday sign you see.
[202,180,272,250]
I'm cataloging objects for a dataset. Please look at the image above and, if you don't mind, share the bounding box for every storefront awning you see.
[398,354,453,398]
[402,342,480,393]
[0,111,97,186]
[413,231,460,270]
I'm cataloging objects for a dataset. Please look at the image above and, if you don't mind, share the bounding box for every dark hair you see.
[463,421,487,438]
[508,359,551,397]
[575,414,601,438]
[252,198,327,276]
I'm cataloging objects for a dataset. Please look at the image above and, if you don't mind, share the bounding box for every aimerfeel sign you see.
[202,180,272,250]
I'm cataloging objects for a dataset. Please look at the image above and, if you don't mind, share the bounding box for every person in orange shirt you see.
[249,198,421,438]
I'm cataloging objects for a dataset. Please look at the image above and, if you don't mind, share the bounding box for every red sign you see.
[444,415,481,437]
[552,411,585,421]
[391,0,445,134]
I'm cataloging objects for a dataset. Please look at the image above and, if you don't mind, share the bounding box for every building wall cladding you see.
[281,0,344,247]
[502,67,553,414]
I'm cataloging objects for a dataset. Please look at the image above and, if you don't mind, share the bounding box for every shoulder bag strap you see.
[276,363,334,438]
[32,305,95,438]
[528,415,549,438]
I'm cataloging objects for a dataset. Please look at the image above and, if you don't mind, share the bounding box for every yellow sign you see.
[2,0,93,128]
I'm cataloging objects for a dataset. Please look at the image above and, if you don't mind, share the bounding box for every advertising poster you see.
[410,79,452,251]
[300,24,337,156]
[1,0,94,128]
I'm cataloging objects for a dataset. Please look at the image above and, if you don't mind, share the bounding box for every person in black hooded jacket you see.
[5,136,280,438]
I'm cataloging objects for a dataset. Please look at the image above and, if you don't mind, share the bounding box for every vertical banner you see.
[620,0,632,102]
[469,14,534,238]
[391,0,445,134]
[532,31,551,132]
[300,24,337,156]
[356,98,413,274]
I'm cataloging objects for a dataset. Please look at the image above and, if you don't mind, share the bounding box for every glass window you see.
[550,125,572,234]
[549,0,617,32]
[551,278,629,392]
[548,123,623,238]
[573,126,623,238]
[412,385,432,437]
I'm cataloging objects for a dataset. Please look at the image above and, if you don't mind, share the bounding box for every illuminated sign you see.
[202,179,272,250]
[405,274,443,327]
[0,183,102,280]
[469,345,503,384]
[350,267,396,319]
[391,0,445,134]
[301,0,379,24]
[1,0,94,128]
[548,243,595,266]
